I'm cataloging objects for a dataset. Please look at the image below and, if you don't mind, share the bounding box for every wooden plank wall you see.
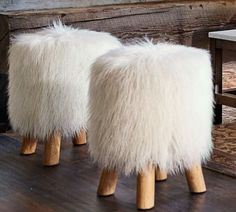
[1,0,158,11]
[1,0,236,74]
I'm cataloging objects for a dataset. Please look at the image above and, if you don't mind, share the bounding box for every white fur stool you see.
[8,23,122,166]
[89,41,213,210]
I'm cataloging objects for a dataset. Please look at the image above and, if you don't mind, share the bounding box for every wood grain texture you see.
[97,169,118,196]
[0,134,236,211]
[20,136,37,155]
[0,0,166,12]
[43,132,61,166]
[216,93,236,108]
[137,166,155,210]
[1,1,236,74]
[185,165,206,193]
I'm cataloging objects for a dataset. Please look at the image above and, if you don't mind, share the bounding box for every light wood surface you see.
[155,167,167,181]
[185,164,206,193]
[43,132,61,166]
[97,169,118,196]
[20,136,37,155]
[72,130,87,146]
[137,166,155,210]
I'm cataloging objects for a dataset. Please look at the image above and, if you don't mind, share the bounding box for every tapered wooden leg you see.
[72,130,87,146]
[137,166,155,210]
[185,165,206,193]
[20,136,37,155]
[43,132,61,166]
[155,167,167,182]
[97,169,118,196]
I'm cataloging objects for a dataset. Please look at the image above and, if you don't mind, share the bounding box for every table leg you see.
[210,39,223,125]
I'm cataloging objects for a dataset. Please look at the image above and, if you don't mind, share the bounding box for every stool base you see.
[97,169,118,196]
[43,132,61,166]
[185,164,206,193]
[155,167,167,182]
[137,166,155,210]
[20,136,37,155]
[73,130,87,146]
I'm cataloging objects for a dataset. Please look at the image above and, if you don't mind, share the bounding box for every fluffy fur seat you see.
[89,41,214,175]
[8,22,122,140]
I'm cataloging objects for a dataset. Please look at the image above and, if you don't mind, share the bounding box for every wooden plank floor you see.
[0,134,235,212]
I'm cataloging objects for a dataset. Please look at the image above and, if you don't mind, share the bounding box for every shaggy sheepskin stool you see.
[8,22,122,166]
[88,41,213,210]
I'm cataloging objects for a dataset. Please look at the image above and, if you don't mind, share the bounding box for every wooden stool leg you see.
[137,166,155,210]
[20,136,37,155]
[97,169,118,196]
[155,167,167,182]
[43,132,61,166]
[185,164,206,193]
[72,130,87,146]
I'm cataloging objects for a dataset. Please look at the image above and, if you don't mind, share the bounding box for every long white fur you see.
[88,41,214,175]
[8,22,122,140]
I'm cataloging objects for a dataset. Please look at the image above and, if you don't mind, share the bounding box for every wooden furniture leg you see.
[97,169,118,196]
[214,47,223,125]
[185,164,206,193]
[72,129,87,145]
[20,136,37,155]
[155,167,167,181]
[210,38,223,125]
[43,132,61,166]
[137,166,155,210]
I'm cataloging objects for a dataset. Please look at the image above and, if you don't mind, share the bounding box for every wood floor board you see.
[0,135,235,212]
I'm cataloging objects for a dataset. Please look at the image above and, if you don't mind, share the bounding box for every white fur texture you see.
[8,22,122,140]
[88,41,214,175]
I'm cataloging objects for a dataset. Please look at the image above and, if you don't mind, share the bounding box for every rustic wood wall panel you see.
[1,1,236,73]
[0,0,168,12]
